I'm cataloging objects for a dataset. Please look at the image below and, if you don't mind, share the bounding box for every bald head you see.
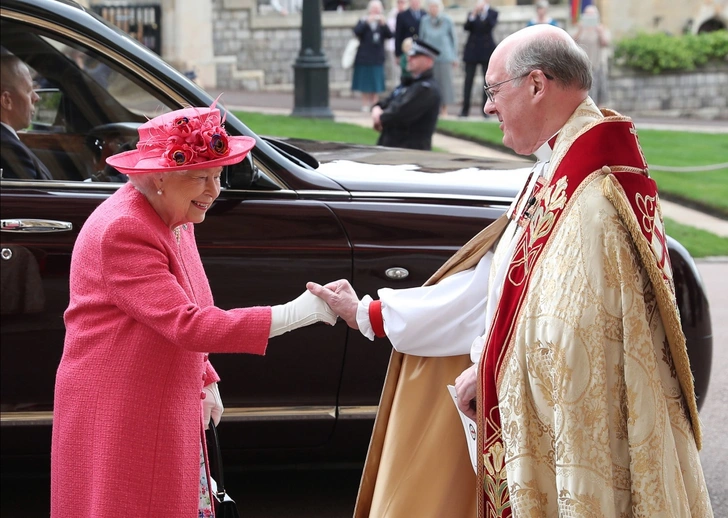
[484,25,593,155]
[492,24,592,92]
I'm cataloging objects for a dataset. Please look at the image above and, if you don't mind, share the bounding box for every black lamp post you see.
[292,0,334,118]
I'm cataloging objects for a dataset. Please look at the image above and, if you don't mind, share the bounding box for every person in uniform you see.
[371,39,440,151]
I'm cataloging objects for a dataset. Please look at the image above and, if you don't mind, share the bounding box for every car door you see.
[0,12,350,472]
[194,189,351,452]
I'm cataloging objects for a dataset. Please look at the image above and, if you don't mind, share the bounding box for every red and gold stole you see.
[475,118,652,518]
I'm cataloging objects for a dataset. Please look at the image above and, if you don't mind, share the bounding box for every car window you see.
[1,18,174,182]
[1,16,278,191]
[41,39,169,118]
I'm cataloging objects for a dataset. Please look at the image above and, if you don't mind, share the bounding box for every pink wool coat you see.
[51,183,271,517]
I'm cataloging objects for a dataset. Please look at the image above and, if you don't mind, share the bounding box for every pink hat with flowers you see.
[106,101,255,175]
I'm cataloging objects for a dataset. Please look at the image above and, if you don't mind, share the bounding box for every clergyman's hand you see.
[307,280,360,330]
[454,364,477,420]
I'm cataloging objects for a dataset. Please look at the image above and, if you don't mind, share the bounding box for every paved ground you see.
[212,89,728,240]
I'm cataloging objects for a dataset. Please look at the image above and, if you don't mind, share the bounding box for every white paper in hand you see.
[447,384,478,474]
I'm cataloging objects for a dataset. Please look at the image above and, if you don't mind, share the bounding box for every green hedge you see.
[614,30,728,74]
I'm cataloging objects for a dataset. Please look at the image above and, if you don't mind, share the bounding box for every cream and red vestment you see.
[354,99,712,518]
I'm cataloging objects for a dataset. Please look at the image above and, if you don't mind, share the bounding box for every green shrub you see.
[614,30,728,74]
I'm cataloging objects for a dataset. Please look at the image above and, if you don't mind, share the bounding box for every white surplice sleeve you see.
[355,251,493,357]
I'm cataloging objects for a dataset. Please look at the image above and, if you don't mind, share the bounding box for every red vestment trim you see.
[369,300,386,338]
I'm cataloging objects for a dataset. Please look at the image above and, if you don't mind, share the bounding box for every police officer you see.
[371,39,441,151]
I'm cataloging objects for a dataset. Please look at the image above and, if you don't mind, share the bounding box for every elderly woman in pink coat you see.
[50,103,336,518]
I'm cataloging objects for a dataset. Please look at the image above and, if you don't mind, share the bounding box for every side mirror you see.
[224,153,257,190]
[31,88,63,131]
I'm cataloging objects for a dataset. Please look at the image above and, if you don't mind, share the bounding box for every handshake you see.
[268,279,360,338]
[206,279,361,431]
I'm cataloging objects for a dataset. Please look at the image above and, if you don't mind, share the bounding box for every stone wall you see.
[212,1,569,96]
[609,65,728,120]
[211,0,727,119]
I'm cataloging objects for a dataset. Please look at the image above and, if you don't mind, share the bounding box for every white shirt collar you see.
[1,122,19,140]
[533,141,553,162]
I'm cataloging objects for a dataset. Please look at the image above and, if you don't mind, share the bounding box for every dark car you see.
[0,0,712,474]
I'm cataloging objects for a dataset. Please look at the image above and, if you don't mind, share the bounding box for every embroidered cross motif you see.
[635,193,669,272]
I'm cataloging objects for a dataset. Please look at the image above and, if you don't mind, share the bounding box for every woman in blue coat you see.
[352,0,393,112]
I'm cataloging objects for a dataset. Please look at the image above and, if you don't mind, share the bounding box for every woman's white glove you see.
[202,382,224,431]
[269,290,338,338]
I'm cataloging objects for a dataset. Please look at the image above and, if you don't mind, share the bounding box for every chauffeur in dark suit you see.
[372,39,441,151]
[394,0,427,59]
[459,0,498,118]
[0,54,52,180]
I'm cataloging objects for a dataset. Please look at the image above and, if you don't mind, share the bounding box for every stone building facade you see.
[81,0,727,118]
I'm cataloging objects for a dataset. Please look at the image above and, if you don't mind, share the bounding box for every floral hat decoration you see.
[106,99,255,175]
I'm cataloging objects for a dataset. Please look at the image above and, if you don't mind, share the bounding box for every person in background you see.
[50,103,336,517]
[527,0,559,27]
[0,54,52,180]
[394,0,426,77]
[323,0,350,11]
[573,4,611,107]
[311,24,713,518]
[352,0,393,112]
[269,0,302,15]
[386,0,408,84]
[459,0,498,118]
[371,39,440,150]
[418,0,457,116]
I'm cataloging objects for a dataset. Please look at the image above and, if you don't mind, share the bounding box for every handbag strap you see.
[207,421,227,498]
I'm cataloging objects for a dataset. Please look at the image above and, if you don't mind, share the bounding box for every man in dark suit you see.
[372,39,441,151]
[0,54,52,180]
[460,1,498,118]
[394,0,426,60]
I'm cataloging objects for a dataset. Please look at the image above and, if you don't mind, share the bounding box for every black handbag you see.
[206,422,241,518]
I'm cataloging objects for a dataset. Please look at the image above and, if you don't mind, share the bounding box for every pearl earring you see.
[157,189,163,195]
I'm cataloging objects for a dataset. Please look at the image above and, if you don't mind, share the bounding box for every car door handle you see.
[1,219,73,233]
[385,267,409,280]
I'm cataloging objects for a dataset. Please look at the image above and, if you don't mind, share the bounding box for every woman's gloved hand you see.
[202,381,224,430]
[269,289,338,338]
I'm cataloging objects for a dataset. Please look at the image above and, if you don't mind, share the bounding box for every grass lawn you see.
[233,111,379,145]
[437,119,728,217]
[638,131,728,217]
[664,218,728,259]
